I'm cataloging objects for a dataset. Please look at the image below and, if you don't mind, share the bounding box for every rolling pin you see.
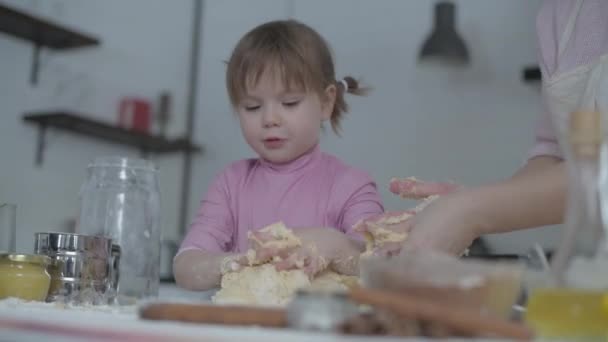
[140,303,287,328]
[349,287,533,340]
[141,290,533,340]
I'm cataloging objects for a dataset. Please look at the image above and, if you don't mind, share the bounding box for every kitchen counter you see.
[0,284,512,342]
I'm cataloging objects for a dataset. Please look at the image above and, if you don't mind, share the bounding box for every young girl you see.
[174,19,384,291]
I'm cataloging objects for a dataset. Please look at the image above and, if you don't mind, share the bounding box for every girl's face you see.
[236,70,336,164]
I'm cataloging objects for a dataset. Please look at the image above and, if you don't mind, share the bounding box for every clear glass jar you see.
[553,110,607,285]
[525,111,608,338]
[77,157,161,304]
[0,203,16,253]
[0,253,52,301]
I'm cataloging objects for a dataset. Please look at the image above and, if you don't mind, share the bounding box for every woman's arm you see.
[474,156,565,235]
[402,156,565,255]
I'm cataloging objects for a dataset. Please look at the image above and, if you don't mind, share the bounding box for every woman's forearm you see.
[467,157,566,235]
[173,249,231,291]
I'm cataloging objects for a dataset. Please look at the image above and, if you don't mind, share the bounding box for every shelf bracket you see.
[35,123,47,166]
[31,43,41,85]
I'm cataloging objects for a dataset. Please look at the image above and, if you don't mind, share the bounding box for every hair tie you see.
[340,79,349,92]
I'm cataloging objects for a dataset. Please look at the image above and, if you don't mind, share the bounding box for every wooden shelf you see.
[0,3,100,84]
[0,3,99,49]
[23,112,202,166]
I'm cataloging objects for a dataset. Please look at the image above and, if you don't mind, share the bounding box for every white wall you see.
[0,0,193,251]
[0,0,561,255]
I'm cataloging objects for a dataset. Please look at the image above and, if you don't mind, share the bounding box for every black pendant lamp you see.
[419,1,470,66]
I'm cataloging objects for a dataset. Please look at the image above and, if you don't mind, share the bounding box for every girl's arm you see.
[174,170,237,290]
[174,249,234,290]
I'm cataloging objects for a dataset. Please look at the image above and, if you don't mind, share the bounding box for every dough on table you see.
[212,222,358,306]
[212,264,358,306]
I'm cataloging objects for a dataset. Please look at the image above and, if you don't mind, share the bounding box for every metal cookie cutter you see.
[286,289,360,332]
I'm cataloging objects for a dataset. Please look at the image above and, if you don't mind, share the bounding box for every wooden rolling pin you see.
[349,287,533,340]
[141,290,532,339]
[140,303,288,328]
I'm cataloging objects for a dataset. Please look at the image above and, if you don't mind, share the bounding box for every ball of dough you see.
[212,265,358,306]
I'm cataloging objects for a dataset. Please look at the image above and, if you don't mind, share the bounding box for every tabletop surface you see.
[0,283,511,342]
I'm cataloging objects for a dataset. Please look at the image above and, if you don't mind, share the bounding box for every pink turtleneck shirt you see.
[179,145,384,254]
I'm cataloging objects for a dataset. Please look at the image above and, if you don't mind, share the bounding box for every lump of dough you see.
[213,264,310,306]
[213,221,360,306]
[310,271,359,292]
[246,221,301,264]
[212,265,359,306]
[250,221,301,249]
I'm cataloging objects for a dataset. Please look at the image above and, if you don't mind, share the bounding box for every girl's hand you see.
[221,224,302,273]
[276,228,362,276]
[247,223,303,263]
[235,226,360,277]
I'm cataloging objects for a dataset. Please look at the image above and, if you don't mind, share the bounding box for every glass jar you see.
[553,110,607,285]
[0,253,52,301]
[77,157,161,304]
[525,111,608,338]
[0,203,16,253]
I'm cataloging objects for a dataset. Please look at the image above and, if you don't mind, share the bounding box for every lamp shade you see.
[419,1,470,66]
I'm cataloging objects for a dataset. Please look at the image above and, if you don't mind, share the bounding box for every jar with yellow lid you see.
[0,253,52,301]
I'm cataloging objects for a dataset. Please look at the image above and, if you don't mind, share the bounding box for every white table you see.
[0,284,505,342]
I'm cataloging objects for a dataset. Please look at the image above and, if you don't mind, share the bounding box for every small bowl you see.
[0,253,52,301]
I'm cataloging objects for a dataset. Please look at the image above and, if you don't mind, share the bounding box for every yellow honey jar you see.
[0,253,52,301]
